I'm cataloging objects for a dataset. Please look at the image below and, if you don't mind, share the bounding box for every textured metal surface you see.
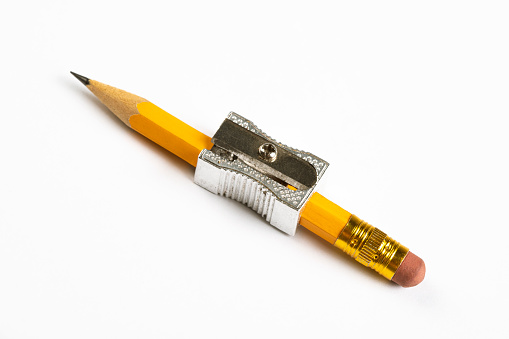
[226,112,328,182]
[194,112,329,235]
[212,118,320,189]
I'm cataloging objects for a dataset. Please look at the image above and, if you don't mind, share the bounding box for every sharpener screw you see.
[259,143,278,162]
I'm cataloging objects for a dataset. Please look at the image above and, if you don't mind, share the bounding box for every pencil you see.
[71,71,425,287]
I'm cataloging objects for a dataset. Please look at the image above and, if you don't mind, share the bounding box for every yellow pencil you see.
[71,71,425,287]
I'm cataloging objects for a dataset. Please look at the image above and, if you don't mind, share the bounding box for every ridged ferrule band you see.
[334,215,409,280]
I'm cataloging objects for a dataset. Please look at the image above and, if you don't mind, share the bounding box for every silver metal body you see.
[194,113,328,236]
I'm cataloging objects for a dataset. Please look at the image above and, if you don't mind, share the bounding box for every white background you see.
[1,1,508,338]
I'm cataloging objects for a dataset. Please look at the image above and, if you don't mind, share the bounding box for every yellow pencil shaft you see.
[73,72,425,286]
[130,102,213,167]
[300,193,352,243]
[131,100,350,238]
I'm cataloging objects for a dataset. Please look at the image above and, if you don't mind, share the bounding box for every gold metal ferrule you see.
[334,215,409,280]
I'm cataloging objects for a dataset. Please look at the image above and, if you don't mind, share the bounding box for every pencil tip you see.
[70,71,90,86]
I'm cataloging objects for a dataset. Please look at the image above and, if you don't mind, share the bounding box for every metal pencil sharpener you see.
[194,113,328,235]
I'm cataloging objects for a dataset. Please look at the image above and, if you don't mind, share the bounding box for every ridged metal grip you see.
[334,215,409,280]
[217,169,277,223]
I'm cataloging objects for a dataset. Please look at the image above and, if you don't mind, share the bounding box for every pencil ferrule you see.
[334,215,409,280]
